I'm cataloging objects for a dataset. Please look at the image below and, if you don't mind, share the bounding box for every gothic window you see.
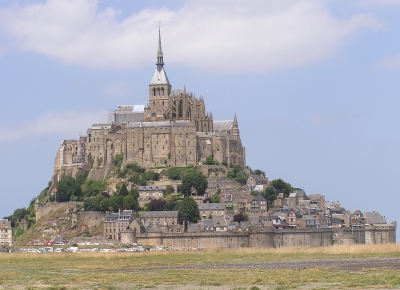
[157,88,160,96]
[153,88,156,96]
[161,88,164,95]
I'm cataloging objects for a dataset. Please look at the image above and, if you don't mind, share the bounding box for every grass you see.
[1,244,400,289]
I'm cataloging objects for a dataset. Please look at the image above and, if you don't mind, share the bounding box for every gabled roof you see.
[147,224,163,233]
[252,194,266,202]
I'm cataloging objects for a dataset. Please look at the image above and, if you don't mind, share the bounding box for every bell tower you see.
[149,23,171,110]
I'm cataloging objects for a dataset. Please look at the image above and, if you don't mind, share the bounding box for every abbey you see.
[53,27,246,177]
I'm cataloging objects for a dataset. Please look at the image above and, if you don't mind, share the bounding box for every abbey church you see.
[53,27,246,179]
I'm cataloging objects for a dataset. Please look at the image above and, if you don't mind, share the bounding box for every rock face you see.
[18,203,104,245]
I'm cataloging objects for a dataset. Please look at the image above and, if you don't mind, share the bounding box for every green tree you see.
[113,153,123,167]
[167,167,183,180]
[99,198,111,211]
[130,188,139,200]
[84,197,97,211]
[178,197,200,223]
[254,169,265,176]
[180,168,208,196]
[82,179,107,197]
[205,155,216,165]
[165,185,175,195]
[263,186,277,206]
[110,195,123,211]
[227,165,249,184]
[119,183,129,197]
[123,195,138,210]
[56,175,81,201]
[211,193,220,203]
[271,179,294,198]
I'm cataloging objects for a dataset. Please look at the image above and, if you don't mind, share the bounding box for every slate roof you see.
[364,212,386,225]
[213,120,233,131]
[198,203,225,210]
[150,67,170,85]
[141,211,178,218]
[137,186,165,191]
[147,224,163,233]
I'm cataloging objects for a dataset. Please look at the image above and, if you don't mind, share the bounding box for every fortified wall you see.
[130,228,340,248]
[126,225,396,248]
[35,201,82,221]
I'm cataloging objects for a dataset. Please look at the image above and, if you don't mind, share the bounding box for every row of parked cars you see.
[7,245,202,253]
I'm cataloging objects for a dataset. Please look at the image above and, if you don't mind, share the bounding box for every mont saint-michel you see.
[2,27,396,249]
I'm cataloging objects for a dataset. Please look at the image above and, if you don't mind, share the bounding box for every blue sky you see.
[1,0,400,233]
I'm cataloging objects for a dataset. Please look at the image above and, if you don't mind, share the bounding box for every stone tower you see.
[148,24,171,113]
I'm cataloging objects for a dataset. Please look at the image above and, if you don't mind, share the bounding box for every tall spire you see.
[156,21,164,69]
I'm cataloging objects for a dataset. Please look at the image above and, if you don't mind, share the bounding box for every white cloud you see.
[376,54,400,70]
[0,0,383,73]
[0,110,106,143]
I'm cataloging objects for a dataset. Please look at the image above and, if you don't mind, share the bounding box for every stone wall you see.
[79,211,104,232]
[134,228,344,249]
[365,223,396,244]
[136,232,249,248]
[35,202,82,221]
[272,229,333,248]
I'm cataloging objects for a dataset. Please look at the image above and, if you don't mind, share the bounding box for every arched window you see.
[161,88,164,95]
[153,88,156,96]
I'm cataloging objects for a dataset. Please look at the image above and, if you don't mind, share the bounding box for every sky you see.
[0,0,400,236]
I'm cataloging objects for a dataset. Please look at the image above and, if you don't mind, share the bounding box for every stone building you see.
[0,219,12,246]
[104,210,135,241]
[137,186,165,207]
[51,26,246,186]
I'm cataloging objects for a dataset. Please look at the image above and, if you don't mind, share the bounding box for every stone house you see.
[104,210,136,241]
[246,175,270,191]
[198,203,226,219]
[137,185,165,207]
[250,194,267,215]
[286,190,307,208]
[199,216,231,232]
[140,211,179,233]
[0,219,12,246]
[303,214,321,229]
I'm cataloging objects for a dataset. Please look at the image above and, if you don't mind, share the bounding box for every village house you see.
[140,211,178,233]
[104,210,136,241]
[137,185,165,207]
[0,219,12,246]
[249,194,267,215]
[198,203,226,219]
[246,174,270,191]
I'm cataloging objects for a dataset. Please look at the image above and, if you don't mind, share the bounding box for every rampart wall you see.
[136,232,249,248]
[35,202,82,221]
[79,211,105,232]
[364,223,396,244]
